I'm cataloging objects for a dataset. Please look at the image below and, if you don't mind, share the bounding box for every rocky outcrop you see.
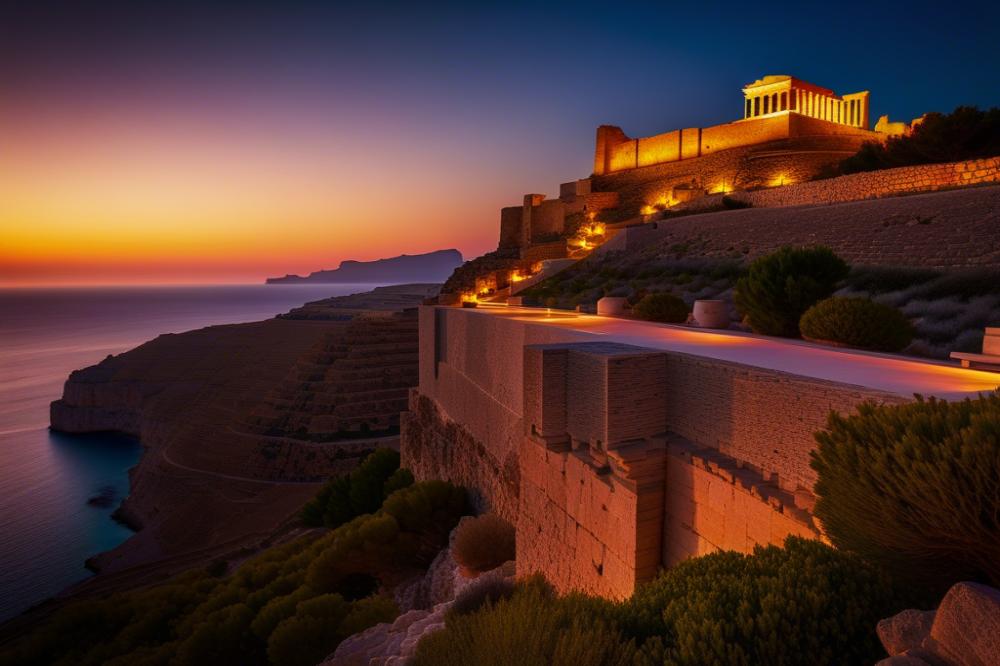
[323,518,516,666]
[50,287,432,593]
[877,582,1000,666]
[266,250,462,284]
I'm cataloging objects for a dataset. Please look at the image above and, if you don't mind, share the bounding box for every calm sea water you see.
[0,283,380,621]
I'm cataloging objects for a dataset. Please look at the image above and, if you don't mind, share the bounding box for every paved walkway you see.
[472,304,1000,401]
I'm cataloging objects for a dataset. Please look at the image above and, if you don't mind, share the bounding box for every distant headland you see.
[265,249,463,284]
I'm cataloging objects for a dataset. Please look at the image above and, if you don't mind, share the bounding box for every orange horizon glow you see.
[0,99,509,287]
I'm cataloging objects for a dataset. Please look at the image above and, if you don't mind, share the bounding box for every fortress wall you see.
[732,156,1000,209]
[403,307,912,596]
[498,206,523,250]
[592,136,863,221]
[637,130,681,167]
[521,240,569,263]
[530,199,566,238]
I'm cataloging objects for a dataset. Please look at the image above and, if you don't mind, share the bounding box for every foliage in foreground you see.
[301,448,413,528]
[812,393,1000,599]
[632,292,689,324]
[451,513,516,575]
[840,105,1000,173]
[799,296,914,352]
[734,245,849,337]
[414,538,905,666]
[2,479,467,666]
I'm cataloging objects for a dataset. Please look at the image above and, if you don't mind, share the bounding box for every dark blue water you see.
[0,284,379,621]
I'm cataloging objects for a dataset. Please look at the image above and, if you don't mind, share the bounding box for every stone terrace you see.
[600,184,1000,269]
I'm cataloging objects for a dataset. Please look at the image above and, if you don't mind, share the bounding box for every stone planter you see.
[693,299,729,328]
[597,296,627,316]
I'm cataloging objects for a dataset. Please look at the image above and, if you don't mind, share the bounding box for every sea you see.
[0,283,380,622]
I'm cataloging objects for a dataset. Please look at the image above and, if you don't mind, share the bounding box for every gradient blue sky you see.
[3,1,998,283]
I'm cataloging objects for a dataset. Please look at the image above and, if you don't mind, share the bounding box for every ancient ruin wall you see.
[596,114,878,177]
[731,156,1000,208]
[402,307,913,597]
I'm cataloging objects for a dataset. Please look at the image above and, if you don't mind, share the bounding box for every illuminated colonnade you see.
[742,75,869,129]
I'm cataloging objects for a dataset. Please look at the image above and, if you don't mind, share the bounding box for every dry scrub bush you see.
[812,393,1000,599]
[451,513,516,575]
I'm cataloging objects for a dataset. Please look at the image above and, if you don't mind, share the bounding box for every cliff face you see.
[51,287,429,591]
[266,249,463,284]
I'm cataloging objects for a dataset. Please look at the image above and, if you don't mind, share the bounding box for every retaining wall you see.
[732,156,1000,208]
[402,306,906,597]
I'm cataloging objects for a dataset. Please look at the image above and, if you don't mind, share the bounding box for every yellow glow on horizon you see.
[0,107,496,285]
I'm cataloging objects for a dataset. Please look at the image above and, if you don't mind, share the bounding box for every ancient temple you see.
[742,75,869,128]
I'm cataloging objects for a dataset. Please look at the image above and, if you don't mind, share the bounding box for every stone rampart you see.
[729,156,1000,208]
[402,306,910,597]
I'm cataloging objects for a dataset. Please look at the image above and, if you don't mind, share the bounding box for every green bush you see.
[415,539,903,666]
[622,537,903,665]
[632,292,688,324]
[300,448,412,528]
[812,393,1000,598]
[452,513,516,574]
[735,245,849,337]
[800,297,914,352]
[413,576,635,666]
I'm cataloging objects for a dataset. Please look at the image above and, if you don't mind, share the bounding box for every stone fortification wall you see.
[597,184,1000,270]
[402,307,910,598]
[595,113,878,177]
[729,156,1000,208]
[591,133,868,221]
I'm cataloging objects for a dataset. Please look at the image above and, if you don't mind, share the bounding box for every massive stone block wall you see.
[730,156,1000,208]
[595,113,878,177]
[402,307,915,597]
[591,133,870,221]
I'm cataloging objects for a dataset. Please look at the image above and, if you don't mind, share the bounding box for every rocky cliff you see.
[50,285,431,594]
[266,249,463,284]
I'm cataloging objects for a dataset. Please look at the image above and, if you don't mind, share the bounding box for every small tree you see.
[735,246,849,337]
[811,393,1000,598]
[452,514,516,575]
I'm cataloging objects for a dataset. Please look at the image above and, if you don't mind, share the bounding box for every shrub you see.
[622,537,904,665]
[632,292,688,324]
[300,448,411,528]
[452,514,516,574]
[812,394,1000,599]
[735,245,849,337]
[449,575,516,617]
[800,297,914,352]
[413,576,635,666]
[417,539,902,666]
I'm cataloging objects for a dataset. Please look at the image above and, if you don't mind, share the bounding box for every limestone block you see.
[926,582,1000,666]
[878,609,936,656]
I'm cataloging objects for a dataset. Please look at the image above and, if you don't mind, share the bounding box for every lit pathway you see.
[469,303,1000,401]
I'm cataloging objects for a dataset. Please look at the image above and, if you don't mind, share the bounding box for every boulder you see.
[878,609,936,655]
[925,582,1000,666]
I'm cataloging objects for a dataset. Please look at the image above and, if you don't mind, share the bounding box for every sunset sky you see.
[3,2,999,285]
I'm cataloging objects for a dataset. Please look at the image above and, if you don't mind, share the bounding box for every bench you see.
[951,328,1000,371]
